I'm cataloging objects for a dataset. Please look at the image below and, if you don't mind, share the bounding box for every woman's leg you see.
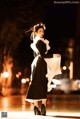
[42,99,47,106]
[34,101,38,107]
[41,99,47,115]
[33,101,41,115]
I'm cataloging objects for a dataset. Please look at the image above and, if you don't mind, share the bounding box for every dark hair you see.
[30,32,37,40]
[30,23,46,40]
[33,23,46,32]
[34,26,44,32]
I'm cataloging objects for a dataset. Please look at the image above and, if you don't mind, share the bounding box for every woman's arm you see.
[36,40,46,56]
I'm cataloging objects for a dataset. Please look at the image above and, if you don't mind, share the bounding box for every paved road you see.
[0,94,80,119]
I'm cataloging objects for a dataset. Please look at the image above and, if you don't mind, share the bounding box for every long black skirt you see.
[26,56,48,101]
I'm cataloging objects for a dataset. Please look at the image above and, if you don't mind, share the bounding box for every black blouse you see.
[36,40,46,57]
[36,40,53,58]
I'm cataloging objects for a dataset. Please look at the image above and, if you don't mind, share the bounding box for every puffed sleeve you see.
[36,40,46,56]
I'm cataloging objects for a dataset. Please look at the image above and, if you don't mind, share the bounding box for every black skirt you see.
[26,56,48,101]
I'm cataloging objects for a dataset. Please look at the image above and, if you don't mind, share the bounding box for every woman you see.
[25,23,61,116]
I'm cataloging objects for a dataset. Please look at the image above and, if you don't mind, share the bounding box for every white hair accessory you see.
[33,23,46,32]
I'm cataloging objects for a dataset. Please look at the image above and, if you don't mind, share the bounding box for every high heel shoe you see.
[41,104,46,116]
[34,106,41,115]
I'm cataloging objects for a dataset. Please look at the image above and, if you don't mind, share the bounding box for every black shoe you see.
[41,104,46,116]
[34,106,41,115]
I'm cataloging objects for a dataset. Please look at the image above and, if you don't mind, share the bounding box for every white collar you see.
[33,35,40,43]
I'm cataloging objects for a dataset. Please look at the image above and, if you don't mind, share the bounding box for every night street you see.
[0,94,80,119]
[0,0,80,119]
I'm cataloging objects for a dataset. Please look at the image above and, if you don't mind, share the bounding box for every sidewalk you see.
[0,111,80,119]
[0,94,80,119]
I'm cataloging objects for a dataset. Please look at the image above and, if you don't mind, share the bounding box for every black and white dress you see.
[25,35,61,102]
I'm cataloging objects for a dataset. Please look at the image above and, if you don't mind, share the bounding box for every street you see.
[0,94,80,119]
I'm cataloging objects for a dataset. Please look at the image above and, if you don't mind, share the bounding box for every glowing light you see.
[16,74,19,78]
[69,61,73,80]
[18,72,22,76]
[16,72,22,78]
[2,72,9,78]
[79,83,80,88]
[21,78,27,84]
[47,99,51,105]
[26,78,30,82]
[63,66,67,70]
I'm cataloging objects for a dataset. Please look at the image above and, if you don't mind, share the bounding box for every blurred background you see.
[0,0,80,96]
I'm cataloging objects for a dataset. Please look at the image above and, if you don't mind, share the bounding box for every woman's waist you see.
[34,53,41,58]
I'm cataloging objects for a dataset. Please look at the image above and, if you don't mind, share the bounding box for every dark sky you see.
[0,0,80,69]
[0,0,78,39]
[45,5,77,37]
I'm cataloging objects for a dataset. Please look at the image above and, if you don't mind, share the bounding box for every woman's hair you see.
[33,23,46,32]
[30,23,46,40]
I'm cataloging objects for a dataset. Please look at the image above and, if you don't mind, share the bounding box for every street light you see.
[63,66,67,70]
[67,38,74,80]
[2,72,9,78]
[21,78,27,84]
[1,71,9,96]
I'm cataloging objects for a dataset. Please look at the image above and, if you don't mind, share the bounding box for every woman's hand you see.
[44,39,49,44]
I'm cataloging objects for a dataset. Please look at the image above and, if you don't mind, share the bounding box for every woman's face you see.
[36,28,44,38]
